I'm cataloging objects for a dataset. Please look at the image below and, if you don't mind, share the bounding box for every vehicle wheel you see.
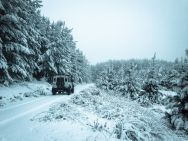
[52,88,56,95]
[71,88,74,93]
[67,89,71,95]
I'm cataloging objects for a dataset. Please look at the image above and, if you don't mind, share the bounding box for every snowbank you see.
[0,81,51,107]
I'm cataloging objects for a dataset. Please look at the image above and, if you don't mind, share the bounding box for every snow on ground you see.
[159,90,177,97]
[0,83,99,141]
[32,85,188,141]
[0,81,51,107]
[0,83,188,141]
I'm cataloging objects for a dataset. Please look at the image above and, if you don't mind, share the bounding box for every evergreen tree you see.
[166,50,188,132]
[160,69,179,90]
[0,0,42,83]
[125,63,139,99]
[92,58,173,101]
[0,0,90,84]
[139,53,161,104]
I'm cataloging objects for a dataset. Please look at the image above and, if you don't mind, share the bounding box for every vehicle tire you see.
[67,88,72,95]
[67,90,70,95]
[71,88,74,93]
[52,88,56,95]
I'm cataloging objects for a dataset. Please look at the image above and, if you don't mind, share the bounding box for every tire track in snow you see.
[0,97,47,112]
[0,96,66,126]
[0,84,93,127]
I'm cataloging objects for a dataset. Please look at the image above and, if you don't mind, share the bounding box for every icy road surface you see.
[0,83,93,141]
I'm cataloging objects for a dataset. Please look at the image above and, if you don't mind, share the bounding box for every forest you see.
[0,0,188,139]
[92,52,188,132]
[0,0,90,84]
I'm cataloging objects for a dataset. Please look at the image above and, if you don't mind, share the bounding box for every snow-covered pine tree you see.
[94,63,107,89]
[106,64,114,90]
[160,69,179,90]
[0,0,9,82]
[125,63,139,99]
[37,20,90,83]
[166,49,188,132]
[0,0,90,84]
[74,49,90,83]
[138,53,162,105]
[114,63,126,94]
[92,59,174,100]
[0,0,42,83]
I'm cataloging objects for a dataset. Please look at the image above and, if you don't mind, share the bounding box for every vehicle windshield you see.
[56,77,64,87]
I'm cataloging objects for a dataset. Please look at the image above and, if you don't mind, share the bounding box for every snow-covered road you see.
[0,96,65,126]
[0,84,93,141]
[0,83,188,141]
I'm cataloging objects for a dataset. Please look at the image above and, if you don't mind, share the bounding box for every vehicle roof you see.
[53,75,71,78]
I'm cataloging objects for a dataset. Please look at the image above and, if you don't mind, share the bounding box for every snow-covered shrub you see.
[166,70,188,132]
[138,78,163,106]
[90,87,101,95]
[71,87,102,109]
[23,89,48,97]
[37,89,47,96]
[31,103,75,122]
[137,54,164,106]
[114,121,123,139]
[166,50,188,132]
[160,70,179,90]
[90,120,108,132]
[121,64,140,99]
[94,61,142,100]
[92,56,174,104]
[113,118,161,141]
[71,94,86,106]
[179,72,188,89]
[142,79,159,98]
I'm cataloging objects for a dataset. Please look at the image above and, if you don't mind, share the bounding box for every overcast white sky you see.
[41,0,188,64]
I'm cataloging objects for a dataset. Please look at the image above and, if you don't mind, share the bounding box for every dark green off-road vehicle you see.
[52,75,74,95]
